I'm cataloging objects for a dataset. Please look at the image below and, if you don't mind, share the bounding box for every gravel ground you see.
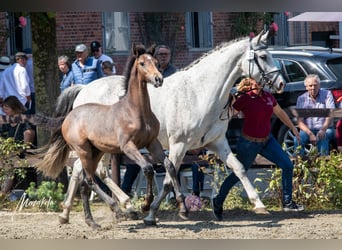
[0,203,341,239]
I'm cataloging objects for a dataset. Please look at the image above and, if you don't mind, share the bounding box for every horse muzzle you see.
[152,76,163,88]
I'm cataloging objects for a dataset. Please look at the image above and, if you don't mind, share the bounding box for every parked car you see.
[227,46,342,156]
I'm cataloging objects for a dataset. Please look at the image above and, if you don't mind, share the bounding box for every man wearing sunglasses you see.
[90,41,116,75]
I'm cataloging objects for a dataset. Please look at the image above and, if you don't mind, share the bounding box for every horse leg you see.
[207,138,268,214]
[79,178,101,230]
[95,158,138,220]
[144,141,187,225]
[58,158,84,224]
[144,171,177,226]
[121,142,155,213]
[110,154,121,189]
[163,157,187,219]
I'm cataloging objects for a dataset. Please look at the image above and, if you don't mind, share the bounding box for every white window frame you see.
[185,12,213,49]
[103,12,130,54]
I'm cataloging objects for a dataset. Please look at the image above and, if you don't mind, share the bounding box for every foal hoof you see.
[125,208,139,220]
[58,215,69,224]
[178,211,189,220]
[254,207,270,215]
[86,220,101,230]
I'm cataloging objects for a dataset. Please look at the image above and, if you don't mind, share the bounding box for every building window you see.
[185,12,213,49]
[103,12,129,53]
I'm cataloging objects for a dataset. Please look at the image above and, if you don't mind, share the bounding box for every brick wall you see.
[0,12,8,55]
[55,12,239,74]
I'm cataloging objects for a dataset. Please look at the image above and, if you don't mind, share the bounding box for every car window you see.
[327,58,342,80]
[283,60,306,82]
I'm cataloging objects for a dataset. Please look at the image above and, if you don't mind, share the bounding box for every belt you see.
[242,133,269,143]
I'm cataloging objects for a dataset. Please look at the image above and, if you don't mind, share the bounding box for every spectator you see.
[0,56,11,81]
[90,41,116,74]
[0,96,36,195]
[154,45,178,77]
[102,61,115,76]
[179,149,208,197]
[71,44,104,85]
[58,55,74,92]
[335,101,342,152]
[0,52,31,115]
[212,77,304,221]
[294,74,336,156]
[23,48,35,114]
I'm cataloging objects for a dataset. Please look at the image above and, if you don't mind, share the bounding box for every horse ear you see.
[132,44,146,57]
[253,30,269,48]
[132,44,137,57]
[148,43,157,56]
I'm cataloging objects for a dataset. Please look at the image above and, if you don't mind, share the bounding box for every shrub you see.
[263,150,342,210]
[0,137,29,204]
[25,181,65,211]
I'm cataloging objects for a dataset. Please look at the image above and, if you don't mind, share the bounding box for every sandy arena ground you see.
[0,203,341,239]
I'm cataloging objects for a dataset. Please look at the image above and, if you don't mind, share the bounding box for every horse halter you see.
[248,42,281,90]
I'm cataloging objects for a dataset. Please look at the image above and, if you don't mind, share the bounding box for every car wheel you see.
[277,125,313,157]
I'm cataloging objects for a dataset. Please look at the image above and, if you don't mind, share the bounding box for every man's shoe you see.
[211,197,223,221]
[283,201,304,212]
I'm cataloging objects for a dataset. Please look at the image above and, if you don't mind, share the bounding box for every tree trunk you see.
[30,13,59,146]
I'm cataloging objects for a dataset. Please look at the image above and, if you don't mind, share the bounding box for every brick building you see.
[1,12,341,75]
[0,12,260,75]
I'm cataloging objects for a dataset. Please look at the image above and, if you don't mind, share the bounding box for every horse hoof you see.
[143,218,157,226]
[86,221,101,230]
[90,223,101,230]
[254,207,270,215]
[178,211,189,220]
[125,209,139,220]
[58,215,69,224]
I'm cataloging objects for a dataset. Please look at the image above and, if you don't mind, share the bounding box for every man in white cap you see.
[0,52,31,115]
[71,43,104,85]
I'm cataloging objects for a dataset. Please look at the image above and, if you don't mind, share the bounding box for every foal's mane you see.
[122,44,155,91]
[181,36,248,71]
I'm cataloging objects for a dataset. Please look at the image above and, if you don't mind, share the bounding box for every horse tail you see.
[54,85,83,117]
[35,128,70,179]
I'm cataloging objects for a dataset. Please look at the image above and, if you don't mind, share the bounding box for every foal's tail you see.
[35,128,70,179]
[54,85,83,116]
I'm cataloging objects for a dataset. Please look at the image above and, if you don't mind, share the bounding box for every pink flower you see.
[185,194,202,211]
[19,16,27,27]
[249,32,255,38]
[270,22,279,32]
[284,11,290,17]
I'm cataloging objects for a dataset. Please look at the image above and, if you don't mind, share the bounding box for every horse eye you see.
[139,62,145,66]
[259,55,267,60]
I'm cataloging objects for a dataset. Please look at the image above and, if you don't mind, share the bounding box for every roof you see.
[288,12,342,22]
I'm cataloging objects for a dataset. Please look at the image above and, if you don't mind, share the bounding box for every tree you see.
[30,13,59,145]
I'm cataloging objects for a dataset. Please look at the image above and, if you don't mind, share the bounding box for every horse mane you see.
[181,36,248,71]
[122,44,148,91]
[122,44,156,91]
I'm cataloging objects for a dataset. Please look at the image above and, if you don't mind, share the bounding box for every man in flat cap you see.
[71,43,104,85]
